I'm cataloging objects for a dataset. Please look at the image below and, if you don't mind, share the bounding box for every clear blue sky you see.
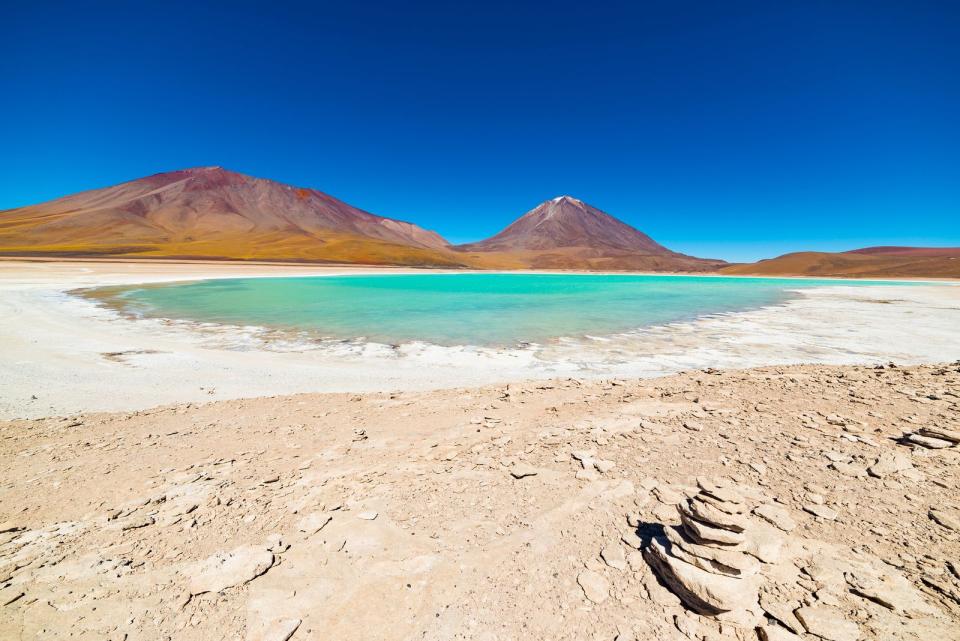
[2,1,957,261]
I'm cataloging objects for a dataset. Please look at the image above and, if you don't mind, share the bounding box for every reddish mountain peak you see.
[2,166,451,252]
[457,196,673,254]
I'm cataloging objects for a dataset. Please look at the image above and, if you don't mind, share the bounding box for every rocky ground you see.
[1,362,958,640]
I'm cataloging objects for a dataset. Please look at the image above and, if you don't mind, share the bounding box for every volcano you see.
[0,167,467,267]
[455,196,724,271]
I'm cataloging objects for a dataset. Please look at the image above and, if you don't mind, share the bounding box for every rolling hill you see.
[721,246,960,278]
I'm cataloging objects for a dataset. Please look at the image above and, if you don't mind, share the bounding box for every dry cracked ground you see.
[1,363,959,641]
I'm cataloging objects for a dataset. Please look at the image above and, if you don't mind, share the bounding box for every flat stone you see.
[577,570,609,603]
[867,451,912,479]
[594,459,616,473]
[803,504,838,520]
[357,511,378,520]
[759,594,804,634]
[643,536,759,615]
[794,605,860,641]
[758,624,803,641]
[601,544,627,570]
[697,492,749,515]
[663,526,759,577]
[653,485,685,505]
[929,508,959,531]
[247,618,302,641]
[829,462,868,477]
[907,434,953,449]
[189,545,275,595]
[687,496,751,532]
[918,427,960,443]
[680,511,746,545]
[697,476,745,503]
[510,464,538,479]
[753,504,796,532]
[297,512,332,534]
[743,520,784,564]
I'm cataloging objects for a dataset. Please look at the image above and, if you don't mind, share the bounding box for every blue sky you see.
[1,1,957,262]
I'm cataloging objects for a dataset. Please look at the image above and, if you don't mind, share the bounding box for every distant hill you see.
[722,246,960,278]
[455,196,725,271]
[0,167,473,267]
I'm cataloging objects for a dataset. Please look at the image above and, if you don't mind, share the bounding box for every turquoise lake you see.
[97,273,898,347]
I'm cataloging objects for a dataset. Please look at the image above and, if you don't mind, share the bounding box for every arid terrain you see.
[722,247,960,279]
[2,363,958,641]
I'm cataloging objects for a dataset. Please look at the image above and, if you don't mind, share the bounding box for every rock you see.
[829,461,867,478]
[188,546,275,595]
[686,496,751,532]
[803,504,838,521]
[653,485,684,505]
[297,512,332,535]
[929,508,959,531]
[577,570,609,603]
[680,511,746,545]
[601,544,627,570]
[907,434,953,449]
[750,462,768,475]
[794,605,860,641]
[595,459,616,473]
[917,427,960,443]
[643,536,759,614]
[753,504,796,532]
[663,526,760,578]
[115,515,155,531]
[757,624,803,641]
[0,523,22,534]
[695,479,746,505]
[867,451,912,479]
[759,593,804,635]
[576,469,600,482]
[697,492,748,515]
[357,511,378,520]
[510,464,538,479]
[247,618,302,641]
[743,520,784,564]
[845,569,937,615]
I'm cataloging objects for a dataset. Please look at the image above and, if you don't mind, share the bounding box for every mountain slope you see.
[456,196,725,271]
[721,247,960,278]
[0,167,471,267]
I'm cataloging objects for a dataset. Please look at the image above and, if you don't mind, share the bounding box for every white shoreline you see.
[1,260,958,419]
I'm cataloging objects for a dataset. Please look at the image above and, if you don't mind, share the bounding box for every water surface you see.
[96,273,900,347]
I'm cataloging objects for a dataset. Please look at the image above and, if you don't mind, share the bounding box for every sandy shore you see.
[1,260,959,419]
[1,363,958,640]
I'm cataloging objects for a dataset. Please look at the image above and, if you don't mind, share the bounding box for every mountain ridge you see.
[0,168,724,271]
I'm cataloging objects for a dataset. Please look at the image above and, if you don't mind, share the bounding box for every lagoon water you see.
[97,273,903,347]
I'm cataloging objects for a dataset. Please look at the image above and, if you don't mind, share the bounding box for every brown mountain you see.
[455,196,725,271]
[0,167,475,267]
[722,246,960,278]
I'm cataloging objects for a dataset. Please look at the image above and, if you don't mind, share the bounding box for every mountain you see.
[0,167,471,267]
[722,246,960,278]
[455,196,725,271]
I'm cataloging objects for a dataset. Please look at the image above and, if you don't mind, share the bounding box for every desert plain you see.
[0,260,959,641]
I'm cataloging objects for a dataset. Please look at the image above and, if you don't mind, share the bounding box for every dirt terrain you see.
[1,363,959,640]
[722,248,960,279]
